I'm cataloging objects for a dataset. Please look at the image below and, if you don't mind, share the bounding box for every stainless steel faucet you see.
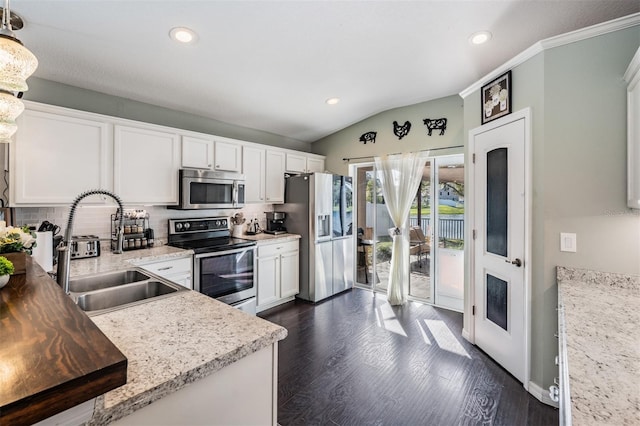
[56,189,125,294]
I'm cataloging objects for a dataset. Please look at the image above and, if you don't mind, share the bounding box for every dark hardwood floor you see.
[260,288,558,426]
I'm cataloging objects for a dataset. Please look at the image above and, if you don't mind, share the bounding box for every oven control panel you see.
[169,217,229,234]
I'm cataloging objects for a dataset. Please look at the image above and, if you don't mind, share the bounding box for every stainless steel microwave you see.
[172,169,245,210]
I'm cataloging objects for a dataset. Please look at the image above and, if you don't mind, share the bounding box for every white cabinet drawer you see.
[139,257,192,276]
[258,240,298,258]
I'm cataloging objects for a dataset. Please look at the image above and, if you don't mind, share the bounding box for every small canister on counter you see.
[134,238,141,248]
[141,238,147,248]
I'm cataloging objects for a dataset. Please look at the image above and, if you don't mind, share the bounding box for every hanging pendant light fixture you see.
[0,0,37,143]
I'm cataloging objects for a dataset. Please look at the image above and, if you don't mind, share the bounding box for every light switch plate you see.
[560,233,577,252]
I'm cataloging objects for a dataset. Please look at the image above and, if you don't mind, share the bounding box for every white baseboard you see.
[461,328,471,342]
[528,381,559,408]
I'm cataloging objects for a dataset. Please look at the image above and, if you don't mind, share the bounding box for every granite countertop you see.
[557,267,640,425]
[87,291,287,425]
[67,246,287,425]
[240,232,301,244]
[69,245,193,276]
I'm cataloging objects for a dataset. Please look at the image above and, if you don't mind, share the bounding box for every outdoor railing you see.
[409,217,464,240]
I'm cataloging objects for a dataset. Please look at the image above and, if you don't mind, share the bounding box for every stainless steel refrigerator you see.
[282,173,354,302]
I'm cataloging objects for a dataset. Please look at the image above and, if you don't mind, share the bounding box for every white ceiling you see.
[13,1,640,144]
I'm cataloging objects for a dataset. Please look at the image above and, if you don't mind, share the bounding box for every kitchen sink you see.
[75,280,183,314]
[69,269,153,293]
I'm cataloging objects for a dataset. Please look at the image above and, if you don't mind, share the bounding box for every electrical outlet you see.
[560,233,577,252]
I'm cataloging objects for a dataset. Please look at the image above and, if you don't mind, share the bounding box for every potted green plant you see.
[0,256,14,288]
[0,225,37,275]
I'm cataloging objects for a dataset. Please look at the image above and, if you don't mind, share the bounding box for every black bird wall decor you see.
[359,131,377,144]
[423,118,447,136]
[393,120,411,140]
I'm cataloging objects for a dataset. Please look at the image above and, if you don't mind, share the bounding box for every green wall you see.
[311,94,464,174]
[22,78,310,152]
[464,26,639,393]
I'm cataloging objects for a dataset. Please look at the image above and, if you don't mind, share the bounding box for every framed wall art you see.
[481,70,512,124]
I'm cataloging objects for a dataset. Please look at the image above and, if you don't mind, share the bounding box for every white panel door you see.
[472,114,528,384]
[13,109,111,204]
[114,125,180,204]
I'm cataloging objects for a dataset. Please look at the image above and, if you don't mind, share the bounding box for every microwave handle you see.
[232,181,238,207]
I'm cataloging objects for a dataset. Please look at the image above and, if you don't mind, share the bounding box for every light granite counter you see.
[240,232,301,245]
[67,246,287,425]
[69,245,193,276]
[87,291,287,425]
[557,266,640,426]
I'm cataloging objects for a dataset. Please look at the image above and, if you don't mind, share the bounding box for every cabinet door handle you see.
[158,266,174,271]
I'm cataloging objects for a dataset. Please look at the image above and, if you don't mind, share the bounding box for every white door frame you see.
[466,107,532,390]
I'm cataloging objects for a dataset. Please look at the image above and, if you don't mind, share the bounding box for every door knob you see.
[505,258,523,267]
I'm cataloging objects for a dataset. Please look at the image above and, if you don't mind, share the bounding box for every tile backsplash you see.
[14,203,274,245]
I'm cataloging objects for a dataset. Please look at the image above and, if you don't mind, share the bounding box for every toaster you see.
[70,235,101,259]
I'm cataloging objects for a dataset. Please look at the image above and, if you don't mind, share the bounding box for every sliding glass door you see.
[352,154,464,311]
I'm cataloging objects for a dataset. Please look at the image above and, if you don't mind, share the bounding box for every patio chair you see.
[409,226,430,267]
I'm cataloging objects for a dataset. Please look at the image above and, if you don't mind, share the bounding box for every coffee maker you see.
[265,212,287,235]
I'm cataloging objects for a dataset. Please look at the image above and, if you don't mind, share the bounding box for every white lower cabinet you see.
[136,256,192,289]
[111,344,278,426]
[256,240,299,312]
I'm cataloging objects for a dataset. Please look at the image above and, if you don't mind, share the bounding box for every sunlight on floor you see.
[425,319,471,358]
[416,319,432,345]
[375,302,408,337]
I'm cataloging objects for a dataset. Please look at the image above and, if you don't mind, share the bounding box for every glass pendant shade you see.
[0,90,24,142]
[0,34,37,92]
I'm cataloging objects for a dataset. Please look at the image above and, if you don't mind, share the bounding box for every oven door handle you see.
[194,245,256,259]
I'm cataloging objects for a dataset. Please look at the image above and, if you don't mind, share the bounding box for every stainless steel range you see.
[167,217,257,314]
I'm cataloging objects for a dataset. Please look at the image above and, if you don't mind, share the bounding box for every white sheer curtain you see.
[374,152,429,305]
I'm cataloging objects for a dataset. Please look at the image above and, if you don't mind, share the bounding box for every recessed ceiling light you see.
[326,97,340,105]
[170,27,197,44]
[469,31,492,45]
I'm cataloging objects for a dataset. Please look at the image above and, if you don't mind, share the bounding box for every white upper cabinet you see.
[625,47,640,209]
[114,125,180,204]
[265,150,285,203]
[285,152,324,174]
[285,153,307,173]
[214,140,242,172]
[10,101,324,206]
[182,135,214,169]
[12,107,112,205]
[243,146,266,203]
[306,157,325,173]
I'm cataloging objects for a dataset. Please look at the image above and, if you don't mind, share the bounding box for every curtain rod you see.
[342,144,464,162]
